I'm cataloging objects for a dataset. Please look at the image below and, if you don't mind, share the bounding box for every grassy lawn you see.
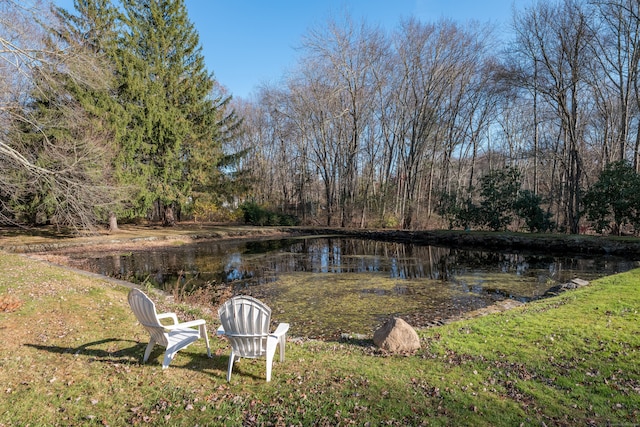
[1,250,639,426]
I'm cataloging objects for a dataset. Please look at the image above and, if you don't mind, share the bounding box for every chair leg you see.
[266,337,280,382]
[265,351,274,382]
[200,324,211,358]
[162,351,175,369]
[143,339,156,363]
[279,335,286,362]
[226,350,235,382]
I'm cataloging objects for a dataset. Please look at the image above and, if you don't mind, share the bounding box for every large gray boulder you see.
[373,317,421,353]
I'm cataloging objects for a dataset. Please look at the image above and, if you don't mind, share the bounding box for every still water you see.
[75,236,638,339]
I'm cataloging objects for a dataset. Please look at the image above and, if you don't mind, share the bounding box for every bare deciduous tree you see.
[232,1,640,235]
[299,16,386,227]
[590,0,640,165]
[0,0,116,232]
[510,0,595,233]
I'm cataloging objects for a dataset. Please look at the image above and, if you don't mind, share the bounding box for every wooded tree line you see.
[2,0,640,235]
[0,0,240,232]
[233,0,640,234]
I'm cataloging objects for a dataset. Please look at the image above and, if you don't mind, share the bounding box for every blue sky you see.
[54,0,533,99]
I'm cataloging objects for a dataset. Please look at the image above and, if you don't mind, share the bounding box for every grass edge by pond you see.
[0,250,638,426]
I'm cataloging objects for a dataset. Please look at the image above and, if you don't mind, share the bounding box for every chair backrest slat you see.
[219,296,272,358]
[128,288,168,346]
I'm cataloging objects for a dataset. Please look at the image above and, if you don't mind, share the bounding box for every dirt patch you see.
[451,298,525,321]
[0,223,299,254]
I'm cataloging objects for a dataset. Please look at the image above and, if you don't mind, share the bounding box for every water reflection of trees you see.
[73,237,637,338]
[80,237,635,294]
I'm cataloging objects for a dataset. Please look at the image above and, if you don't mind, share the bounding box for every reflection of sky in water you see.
[548,263,559,278]
[391,258,403,279]
[320,245,329,272]
[79,237,638,298]
[517,261,529,276]
[315,244,342,273]
[224,253,244,281]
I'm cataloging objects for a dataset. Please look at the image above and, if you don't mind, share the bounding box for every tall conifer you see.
[117,0,224,225]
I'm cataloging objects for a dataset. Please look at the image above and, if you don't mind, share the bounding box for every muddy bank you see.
[0,225,301,254]
[4,223,640,257]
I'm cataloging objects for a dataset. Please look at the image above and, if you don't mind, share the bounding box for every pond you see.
[74,236,638,340]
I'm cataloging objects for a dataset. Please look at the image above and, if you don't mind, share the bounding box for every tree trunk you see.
[163,205,176,227]
[108,212,119,233]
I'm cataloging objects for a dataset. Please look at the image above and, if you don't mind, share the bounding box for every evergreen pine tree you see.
[13,0,243,229]
[116,0,228,225]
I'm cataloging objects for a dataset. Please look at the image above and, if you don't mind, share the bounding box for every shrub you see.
[239,202,300,226]
[583,160,640,235]
[478,166,521,231]
[192,199,238,222]
[515,190,555,232]
[439,167,553,233]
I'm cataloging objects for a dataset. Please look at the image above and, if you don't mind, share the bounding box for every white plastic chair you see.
[128,288,211,369]
[217,295,289,382]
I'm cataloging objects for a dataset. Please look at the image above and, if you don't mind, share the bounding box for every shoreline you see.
[6,224,605,338]
[3,223,640,256]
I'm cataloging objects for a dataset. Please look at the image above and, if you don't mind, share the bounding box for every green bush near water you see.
[240,201,300,226]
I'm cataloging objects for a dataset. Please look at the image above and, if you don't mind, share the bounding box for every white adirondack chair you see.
[217,295,289,382]
[128,288,211,369]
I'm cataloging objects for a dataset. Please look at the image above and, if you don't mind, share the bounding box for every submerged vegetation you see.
[247,271,547,340]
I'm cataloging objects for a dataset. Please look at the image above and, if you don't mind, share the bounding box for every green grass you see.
[1,251,639,426]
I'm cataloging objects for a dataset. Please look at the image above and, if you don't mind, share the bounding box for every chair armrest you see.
[165,318,206,330]
[270,323,290,338]
[156,312,179,324]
